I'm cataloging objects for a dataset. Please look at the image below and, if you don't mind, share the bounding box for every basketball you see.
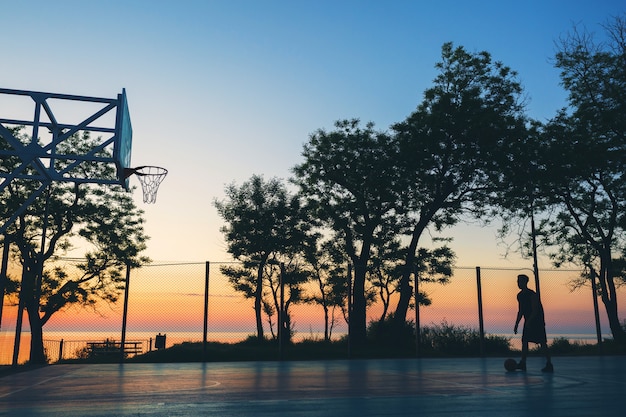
[504,358,518,371]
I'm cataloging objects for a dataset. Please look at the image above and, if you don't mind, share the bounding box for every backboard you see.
[115,89,133,189]
[0,87,134,233]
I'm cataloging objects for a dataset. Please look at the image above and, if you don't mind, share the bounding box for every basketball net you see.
[133,166,168,203]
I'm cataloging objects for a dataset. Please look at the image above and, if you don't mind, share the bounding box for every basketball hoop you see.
[124,166,168,203]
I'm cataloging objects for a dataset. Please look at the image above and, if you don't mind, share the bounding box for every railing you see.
[43,338,151,362]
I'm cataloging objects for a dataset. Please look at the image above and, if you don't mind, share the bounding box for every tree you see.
[538,16,626,342]
[368,239,404,322]
[391,42,528,331]
[413,245,455,294]
[301,235,345,341]
[489,117,563,322]
[273,261,310,342]
[292,120,403,347]
[262,252,312,343]
[1,129,149,364]
[214,175,309,340]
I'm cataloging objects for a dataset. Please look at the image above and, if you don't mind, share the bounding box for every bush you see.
[367,317,512,356]
[367,313,415,348]
[419,320,511,356]
[548,337,575,354]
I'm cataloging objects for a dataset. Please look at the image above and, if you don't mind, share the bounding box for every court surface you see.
[1,356,624,416]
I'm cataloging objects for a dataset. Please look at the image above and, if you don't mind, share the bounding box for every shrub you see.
[367,313,415,348]
[420,320,511,356]
[367,317,512,356]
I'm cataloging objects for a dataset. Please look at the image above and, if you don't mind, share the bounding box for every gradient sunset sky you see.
[2,1,625,266]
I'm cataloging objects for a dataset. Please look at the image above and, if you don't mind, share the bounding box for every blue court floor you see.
[1,356,624,416]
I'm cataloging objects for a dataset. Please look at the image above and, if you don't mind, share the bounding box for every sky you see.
[2,0,625,267]
[2,1,626,349]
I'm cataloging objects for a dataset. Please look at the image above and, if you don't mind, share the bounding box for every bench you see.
[87,340,143,357]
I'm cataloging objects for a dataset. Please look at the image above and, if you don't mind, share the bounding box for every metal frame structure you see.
[0,87,132,234]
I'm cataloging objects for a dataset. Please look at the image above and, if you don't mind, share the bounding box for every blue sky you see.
[2,0,625,266]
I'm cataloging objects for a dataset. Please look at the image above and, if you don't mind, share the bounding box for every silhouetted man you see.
[514,274,553,372]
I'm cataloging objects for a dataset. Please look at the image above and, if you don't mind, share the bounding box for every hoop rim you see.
[124,165,168,178]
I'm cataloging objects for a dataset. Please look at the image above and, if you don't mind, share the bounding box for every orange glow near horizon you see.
[1,265,623,340]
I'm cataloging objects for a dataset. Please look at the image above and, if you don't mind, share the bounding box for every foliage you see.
[300,238,346,341]
[1,129,149,364]
[419,321,511,356]
[367,313,415,348]
[214,175,311,341]
[366,317,512,356]
[211,22,626,347]
[390,42,528,328]
[293,119,404,346]
[537,15,626,342]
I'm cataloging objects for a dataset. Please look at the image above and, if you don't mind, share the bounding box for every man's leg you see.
[540,342,553,372]
[518,340,528,370]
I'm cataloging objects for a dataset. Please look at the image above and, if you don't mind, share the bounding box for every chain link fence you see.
[1,260,624,364]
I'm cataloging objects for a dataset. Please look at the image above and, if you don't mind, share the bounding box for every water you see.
[0,330,256,365]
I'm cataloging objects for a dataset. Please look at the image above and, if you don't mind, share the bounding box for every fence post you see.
[203,261,210,362]
[120,263,131,363]
[58,339,64,362]
[347,263,352,359]
[279,263,285,360]
[12,287,25,366]
[414,266,420,358]
[0,236,10,330]
[476,266,485,356]
[531,211,542,299]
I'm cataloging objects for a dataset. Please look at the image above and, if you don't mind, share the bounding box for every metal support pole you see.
[476,267,485,356]
[120,263,131,363]
[347,263,352,359]
[0,236,10,330]
[11,282,25,367]
[35,187,51,307]
[279,263,285,360]
[414,266,420,358]
[530,211,541,299]
[203,261,210,362]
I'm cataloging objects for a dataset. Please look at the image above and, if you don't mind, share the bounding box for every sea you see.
[0,330,608,365]
[0,330,256,365]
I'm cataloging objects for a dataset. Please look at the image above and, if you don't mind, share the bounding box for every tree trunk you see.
[255,264,264,340]
[394,215,430,326]
[324,308,329,341]
[350,260,367,347]
[26,302,47,364]
[598,266,626,343]
[17,262,46,364]
[322,299,330,341]
[604,297,625,343]
[394,234,418,325]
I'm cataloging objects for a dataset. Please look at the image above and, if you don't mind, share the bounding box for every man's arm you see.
[514,308,522,334]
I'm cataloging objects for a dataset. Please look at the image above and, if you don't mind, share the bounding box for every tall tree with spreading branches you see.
[1,129,149,364]
[214,175,309,340]
[539,16,626,342]
[292,120,404,347]
[391,42,528,333]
